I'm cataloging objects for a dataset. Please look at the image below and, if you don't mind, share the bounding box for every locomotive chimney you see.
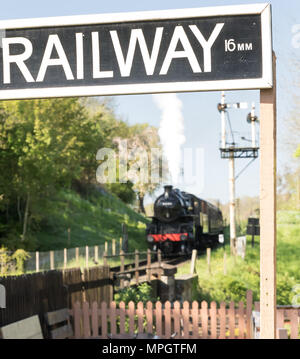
[164,185,173,198]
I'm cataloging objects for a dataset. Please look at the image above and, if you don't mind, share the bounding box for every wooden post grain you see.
[260,53,277,339]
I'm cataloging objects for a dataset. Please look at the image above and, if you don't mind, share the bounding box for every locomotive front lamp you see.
[180,234,188,241]
[147,235,154,243]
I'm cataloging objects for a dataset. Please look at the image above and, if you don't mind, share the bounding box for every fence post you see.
[94,246,98,264]
[190,249,197,274]
[85,246,89,268]
[120,237,123,254]
[75,247,79,266]
[103,251,107,266]
[50,251,54,270]
[207,248,211,274]
[64,248,67,269]
[120,250,125,289]
[104,241,108,255]
[147,249,151,282]
[157,249,162,280]
[135,250,139,285]
[35,251,39,272]
[112,239,116,256]
[122,223,128,252]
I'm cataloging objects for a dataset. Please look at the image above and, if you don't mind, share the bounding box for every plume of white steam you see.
[152,93,186,184]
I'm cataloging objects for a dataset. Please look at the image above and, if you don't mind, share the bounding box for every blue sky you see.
[1,0,299,203]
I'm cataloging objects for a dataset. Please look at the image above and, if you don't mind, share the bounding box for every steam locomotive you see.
[146,185,223,256]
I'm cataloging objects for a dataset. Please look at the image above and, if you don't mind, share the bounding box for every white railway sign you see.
[0,3,272,99]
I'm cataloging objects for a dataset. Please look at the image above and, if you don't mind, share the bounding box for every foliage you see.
[11,249,31,273]
[114,283,157,306]
[0,247,30,276]
[0,97,160,249]
[0,247,12,276]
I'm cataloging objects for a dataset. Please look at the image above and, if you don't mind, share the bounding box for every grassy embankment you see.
[19,187,150,271]
[177,210,300,305]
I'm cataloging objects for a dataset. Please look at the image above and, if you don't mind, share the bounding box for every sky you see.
[1,0,300,204]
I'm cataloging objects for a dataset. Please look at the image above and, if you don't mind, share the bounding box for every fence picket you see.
[146,301,153,334]
[277,309,285,333]
[289,309,298,339]
[201,301,208,339]
[238,301,245,339]
[155,301,162,337]
[165,301,171,339]
[173,301,181,339]
[229,301,235,339]
[192,301,199,339]
[73,301,81,338]
[110,301,117,335]
[246,290,253,338]
[182,301,190,339]
[91,301,99,338]
[128,301,135,335]
[82,301,90,338]
[210,301,217,339]
[219,302,226,339]
[137,302,144,333]
[101,301,108,339]
[119,301,126,334]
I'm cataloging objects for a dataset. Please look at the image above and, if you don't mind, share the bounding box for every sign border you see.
[0,3,273,99]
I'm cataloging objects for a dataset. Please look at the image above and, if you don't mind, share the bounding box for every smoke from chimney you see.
[152,93,186,184]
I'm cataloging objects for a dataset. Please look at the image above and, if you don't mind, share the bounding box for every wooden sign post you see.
[259,53,277,339]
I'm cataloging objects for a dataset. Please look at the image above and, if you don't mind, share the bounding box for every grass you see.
[176,210,300,305]
[32,188,149,253]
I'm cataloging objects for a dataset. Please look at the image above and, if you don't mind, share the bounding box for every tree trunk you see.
[17,196,22,224]
[21,193,30,242]
[138,192,146,214]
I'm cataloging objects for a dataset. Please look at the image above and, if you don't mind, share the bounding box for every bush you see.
[114,283,157,306]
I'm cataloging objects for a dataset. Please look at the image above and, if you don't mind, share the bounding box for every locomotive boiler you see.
[146,185,223,256]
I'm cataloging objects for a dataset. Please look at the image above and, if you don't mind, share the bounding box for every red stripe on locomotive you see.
[151,233,188,242]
